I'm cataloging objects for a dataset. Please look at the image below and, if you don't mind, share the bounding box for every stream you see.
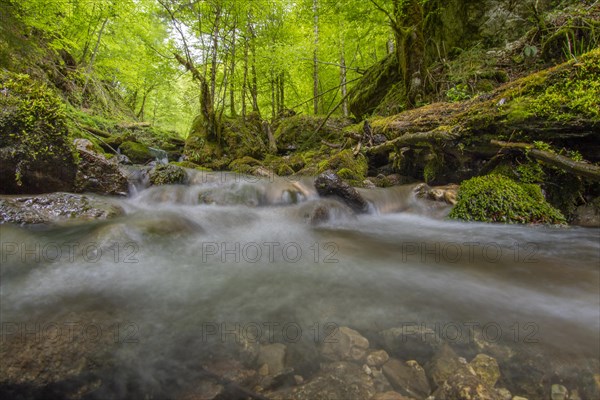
[1,170,599,399]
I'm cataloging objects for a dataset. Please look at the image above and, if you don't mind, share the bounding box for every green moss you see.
[448,174,566,224]
[509,49,600,122]
[0,71,77,193]
[170,160,212,171]
[149,164,187,185]
[119,141,153,164]
[516,162,545,184]
[228,156,263,174]
[423,152,444,184]
[317,149,368,182]
[277,164,294,176]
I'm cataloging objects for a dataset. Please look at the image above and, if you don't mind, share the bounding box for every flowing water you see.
[1,170,599,399]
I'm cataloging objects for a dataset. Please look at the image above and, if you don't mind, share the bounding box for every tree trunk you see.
[229,19,237,117]
[313,0,319,115]
[248,18,259,115]
[210,6,222,102]
[279,72,285,113]
[242,36,249,120]
[271,71,276,119]
[393,0,425,106]
[340,43,348,117]
[82,17,108,101]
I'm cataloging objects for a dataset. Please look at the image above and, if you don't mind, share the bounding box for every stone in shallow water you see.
[470,353,501,387]
[257,343,287,376]
[550,384,568,400]
[314,170,369,213]
[382,358,430,399]
[321,326,369,362]
[367,349,390,367]
[268,361,377,400]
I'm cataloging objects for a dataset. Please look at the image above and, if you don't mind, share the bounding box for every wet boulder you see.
[73,139,129,195]
[148,164,188,185]
[119,141,154,164]
[315,171,369,213]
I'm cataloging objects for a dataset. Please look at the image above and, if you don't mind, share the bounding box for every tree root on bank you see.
[491,140,600,181]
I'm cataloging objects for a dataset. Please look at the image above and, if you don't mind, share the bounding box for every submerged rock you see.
[257,343,287,376]
[315,171,369,213]
[268,361,378,400]
[382,358,430,399]
[321,326,370,362]
[470,354,501,387]
[0,193,123,224]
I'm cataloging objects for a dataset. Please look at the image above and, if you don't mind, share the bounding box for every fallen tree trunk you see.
[81,125,111,138]
[118,122,152,129]
[491,140,600,181]
[366,128,461,156]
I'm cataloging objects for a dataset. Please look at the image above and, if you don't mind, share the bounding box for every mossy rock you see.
[348,53,402,119]
[228,156,263,174]
[149,164,188,185]
[119,141,153,164]
[0,71,77,194]
[170,161,212,171]
[317,149,368,182]
[448,174,566,224]
[277,164,295,176]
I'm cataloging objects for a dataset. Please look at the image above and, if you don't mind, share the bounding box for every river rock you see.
[314,170,369,213]
[382,358,430,399]
[148,164,188,185]
[496,388,512,400]
[178,380,224,400]
[321,326,369,362]
[550,384,568,400]
[380,325,442,363]
[257,343,287,376]
[413,183,459,205]
[571,203,600,227]
[74,138,130,195]
[367,350,390,367]
[267,361,377,400]
[0,193,124,224]
[470,354,500,387]
[425,343,470,389]
[370,391,412,400]
[432,370,503,400]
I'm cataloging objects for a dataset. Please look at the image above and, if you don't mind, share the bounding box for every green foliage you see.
[446,84,472,102]
[448,174,566,224]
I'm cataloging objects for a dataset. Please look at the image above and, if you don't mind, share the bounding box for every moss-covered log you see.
[491,140,600,182]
